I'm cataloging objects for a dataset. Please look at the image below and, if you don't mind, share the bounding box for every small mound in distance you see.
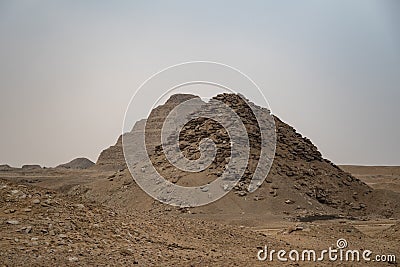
[57,157,95,170]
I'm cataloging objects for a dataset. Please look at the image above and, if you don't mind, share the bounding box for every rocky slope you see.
[92,93,400,220]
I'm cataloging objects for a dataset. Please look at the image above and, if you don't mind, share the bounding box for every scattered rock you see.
[286,225,304,234]
[4,209,16,214]
[68,256,79,262]
[75,204,85,209]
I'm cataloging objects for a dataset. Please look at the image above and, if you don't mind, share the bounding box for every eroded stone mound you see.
[57,157,95,169]
[146,94,374,214]
[94,93,400,219]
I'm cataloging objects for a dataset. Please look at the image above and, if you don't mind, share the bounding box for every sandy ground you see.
[0,166,399,266]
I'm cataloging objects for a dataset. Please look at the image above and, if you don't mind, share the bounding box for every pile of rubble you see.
[95,93,400,218]
[146,94,373,213]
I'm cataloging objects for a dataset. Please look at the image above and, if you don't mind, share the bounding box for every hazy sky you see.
[0,0,399,167]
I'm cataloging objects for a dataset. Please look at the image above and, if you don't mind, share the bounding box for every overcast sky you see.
[0,0,399,167]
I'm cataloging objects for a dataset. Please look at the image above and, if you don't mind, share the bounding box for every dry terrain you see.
[0,167,399,266]
[340,165,400,193]
[1,94,399,266]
